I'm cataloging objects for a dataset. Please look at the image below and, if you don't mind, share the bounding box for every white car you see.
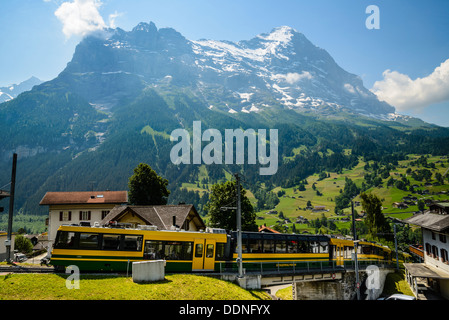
[379,294,416,300]
[14,253,27,262]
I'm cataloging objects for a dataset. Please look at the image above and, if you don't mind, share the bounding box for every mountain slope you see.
[1,21,448,217]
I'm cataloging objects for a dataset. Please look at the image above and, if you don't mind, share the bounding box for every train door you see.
[192,239,216,271]
[192,239,205,271]
[336,245,343,266]
[204,239,216,271]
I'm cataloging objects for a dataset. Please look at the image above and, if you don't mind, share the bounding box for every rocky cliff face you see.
[53,22,395,116]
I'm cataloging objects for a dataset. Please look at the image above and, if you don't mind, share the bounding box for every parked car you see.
[378,294,416,300]
[14,253,27,262]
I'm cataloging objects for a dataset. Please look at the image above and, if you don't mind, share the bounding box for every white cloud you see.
[371,58,449,112]
[273,71,312,84]
[54,0,107,39]
[108,11,122,29]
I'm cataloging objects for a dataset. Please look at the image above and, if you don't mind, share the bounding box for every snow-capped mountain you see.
[191,26,394,115]
[0,76,42,103]
[60,22,395,117]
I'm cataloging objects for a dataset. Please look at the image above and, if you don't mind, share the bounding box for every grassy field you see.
[254,154,449,234]
[0,273,270,300]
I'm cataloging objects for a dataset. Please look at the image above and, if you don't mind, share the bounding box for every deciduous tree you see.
[128,163,170,205]
[205,180,257,231]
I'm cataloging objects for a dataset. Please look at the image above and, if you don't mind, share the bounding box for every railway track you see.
[0,266,56,273]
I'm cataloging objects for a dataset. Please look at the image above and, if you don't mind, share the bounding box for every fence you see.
[217,259,394,275]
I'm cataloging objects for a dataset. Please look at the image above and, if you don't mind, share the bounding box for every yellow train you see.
[50,224,393,272]
[330,238,392,267]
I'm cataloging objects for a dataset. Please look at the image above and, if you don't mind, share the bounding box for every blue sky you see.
[1,0,448,126]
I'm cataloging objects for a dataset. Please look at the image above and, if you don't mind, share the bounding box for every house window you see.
[441,249,448,264]
[79,211,91,220]
[431,232,436,240]
[425,243,431,256]
[439,234,447,243]
[101,210,110,219]
[59,211,72,221]
[432,245,439,259]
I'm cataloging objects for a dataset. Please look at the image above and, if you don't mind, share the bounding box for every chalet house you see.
[393,202,408,209]
[312,206,327,212]
[99,204,206,231]
[428,202,449,215]
[404,208,449,299]
[39,191,128,243]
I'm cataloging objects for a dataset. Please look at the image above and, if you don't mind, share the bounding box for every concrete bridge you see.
[216,261,395,300]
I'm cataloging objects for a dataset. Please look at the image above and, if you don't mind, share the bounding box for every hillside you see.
[252,154,449,235]
[1,21,449,219]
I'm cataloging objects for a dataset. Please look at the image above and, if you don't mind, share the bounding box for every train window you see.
[79,233,100,249]
[263,240,275,253]
[164,241,193,260]
[102,234,121,250]
[241,240,249,253]
[297,241,309,253]
[344,246,352,258]
[310,241,319,253]
[195,243,203,258]
[55,231,77,249]
[319,242,329,253]
[276,241,287,253]
[144,240,164,259]
[361,245,372,255]
[215,243,226,261]
[123,235,143,251]
[206,244,214,258]
[249,239,263,253]
[287,241,297,253]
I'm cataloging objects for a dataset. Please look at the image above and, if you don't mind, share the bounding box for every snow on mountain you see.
[61,22,396,118]
[0,76,43,103]
[189,25,394,116]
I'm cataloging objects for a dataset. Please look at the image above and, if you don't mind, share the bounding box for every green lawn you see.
[0,273,270,300]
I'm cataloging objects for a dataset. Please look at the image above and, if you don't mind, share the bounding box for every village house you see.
[40,191,207,244]
[39,191,129,243]
[393,202,408,209]
[404,203,449,299]
[99,204,206,231]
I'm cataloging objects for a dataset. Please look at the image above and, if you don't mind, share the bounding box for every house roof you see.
[258,225,280,233]
[39,191,128,205]
[404,212,449,232]
[100,204,205,230]
[430,202,449,208]
[0,190,10,200]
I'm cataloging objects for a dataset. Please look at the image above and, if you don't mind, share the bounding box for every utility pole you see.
[394,224,399,271]
[235,173,243,278]
[351,200,360,300]
[6,153,17,263]
[377,224,400,271]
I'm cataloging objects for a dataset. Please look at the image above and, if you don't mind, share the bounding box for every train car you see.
[51,224,228,272]
[357,241,392,266]
[219,231,333,272]
[51,224,393,273]
[330,237,392,267]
